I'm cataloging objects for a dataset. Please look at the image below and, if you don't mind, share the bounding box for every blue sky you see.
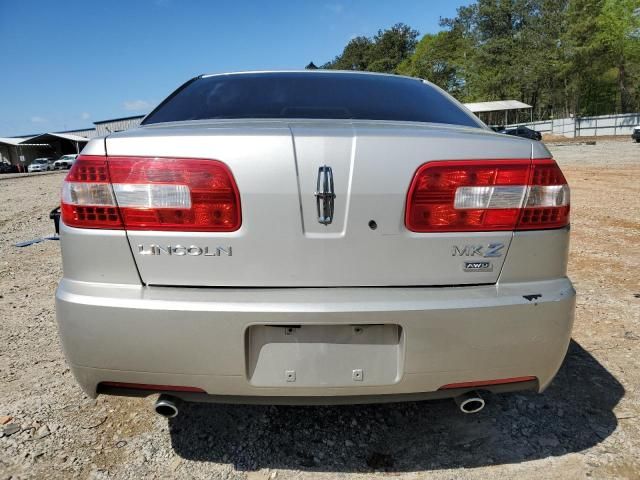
[0,0,471,136]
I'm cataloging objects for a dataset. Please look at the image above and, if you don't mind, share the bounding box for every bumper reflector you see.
[99,382,205,393]
[438,376,537,390]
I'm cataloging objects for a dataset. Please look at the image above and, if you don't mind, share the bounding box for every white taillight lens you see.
[454,186,527,210]
[112,184,192,209]
[454,184,569,210]
[525,184,570,207]
[62,182,117,206]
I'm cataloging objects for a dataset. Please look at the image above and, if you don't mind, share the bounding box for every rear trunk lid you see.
[105,120,533,287]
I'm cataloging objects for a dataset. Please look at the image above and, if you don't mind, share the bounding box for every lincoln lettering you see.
[137,245,232,256]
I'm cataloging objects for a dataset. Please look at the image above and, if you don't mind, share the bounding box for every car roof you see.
[199,70,425,83]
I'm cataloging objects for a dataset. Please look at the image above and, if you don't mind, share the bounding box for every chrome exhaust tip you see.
[454,391,485,414]
[154,394,179,418]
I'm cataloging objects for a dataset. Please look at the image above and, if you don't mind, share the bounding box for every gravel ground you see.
[1,140,639,480]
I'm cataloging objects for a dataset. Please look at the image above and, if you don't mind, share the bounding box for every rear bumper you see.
[56,277,575,403]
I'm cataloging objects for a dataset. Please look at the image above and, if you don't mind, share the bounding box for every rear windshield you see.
[142,72,480,128]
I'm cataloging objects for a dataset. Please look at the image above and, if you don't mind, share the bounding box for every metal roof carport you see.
[0,137,53,171]
[21,133,88,156]
[464,100,533,126]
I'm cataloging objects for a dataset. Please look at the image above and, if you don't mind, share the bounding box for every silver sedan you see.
[55,71,575,417]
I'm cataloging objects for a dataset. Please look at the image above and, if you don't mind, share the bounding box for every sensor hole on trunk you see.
[368,220,378,230]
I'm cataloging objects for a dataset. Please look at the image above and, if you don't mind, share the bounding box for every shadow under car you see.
[167,340,623,472]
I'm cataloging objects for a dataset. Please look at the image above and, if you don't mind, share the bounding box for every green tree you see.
[527,0,571,118]
[405,0,574,118]
[367,23,419,73]
[323,0,640,119]
[563,0,640,114]
[595,0,640,112]
[322,36,373,70]
[469,0,542,101]
[323,23,419,73]
[397,28,472,97]
[564,0,613,115]
[513,0,571,118]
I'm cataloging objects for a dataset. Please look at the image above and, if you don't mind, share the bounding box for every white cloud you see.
[81,112,91,120]
[123,100,152,111]
[325,3,344,14]
[31,116,47,123]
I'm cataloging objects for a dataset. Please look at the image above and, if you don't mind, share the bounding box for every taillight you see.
[405,158,569,232]
[61,155,241,231]
[61,156,123,229]
[517,159,570,230]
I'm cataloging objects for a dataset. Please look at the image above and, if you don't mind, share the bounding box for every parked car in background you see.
[0,161,18,173]
[1,162,16,173]
[55,71,574,418]
[499,126,542,141]
[27,157,55,173]
[632,126,640,143]
[53,154,78,170]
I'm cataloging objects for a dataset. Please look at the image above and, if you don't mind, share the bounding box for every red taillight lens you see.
[108,157,241,231]
[405,159,569,232]
[61,155,241,231]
